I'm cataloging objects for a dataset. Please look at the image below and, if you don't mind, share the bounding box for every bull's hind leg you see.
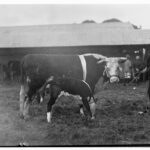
[23,97,30,119]
[47,85,61,123]
[23,85,38,119]
[20,83,36,119]
[19,85,26,117]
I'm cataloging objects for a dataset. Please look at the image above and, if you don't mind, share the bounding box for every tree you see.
[82,20,96,24]
[102,18,122,23]
[102,18,141,29]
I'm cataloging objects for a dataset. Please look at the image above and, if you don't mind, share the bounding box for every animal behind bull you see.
[2,64,10,81]
[19,53,126,121]
[8,60,21,82]
[40,76,96,122]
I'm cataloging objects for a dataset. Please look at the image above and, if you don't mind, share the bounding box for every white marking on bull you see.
[58,91,69,98]
[79,55,87,81]
[47,112,52,123]
[58,91,82,100]
[81,80,92,93]
[40,97,44,103]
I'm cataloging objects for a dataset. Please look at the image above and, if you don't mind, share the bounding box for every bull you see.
[19,53,126,122]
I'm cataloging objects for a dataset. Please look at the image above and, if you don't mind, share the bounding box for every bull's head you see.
[98,57,127,83]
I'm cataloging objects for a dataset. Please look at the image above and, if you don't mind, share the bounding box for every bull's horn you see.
[97,58,106,64]
[120,57,127,60]
[118,57,127,63]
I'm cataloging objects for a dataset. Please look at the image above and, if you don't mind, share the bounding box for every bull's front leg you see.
[81,97,96,120]
[47,98,56,123]
[82,97,92,118]
[47,85,60,123]
[79,104,85,117]
[88,97,96,120]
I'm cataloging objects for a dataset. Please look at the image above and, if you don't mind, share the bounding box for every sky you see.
[0,4,150,29]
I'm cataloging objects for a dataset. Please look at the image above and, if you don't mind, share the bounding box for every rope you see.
[129,67,147,83]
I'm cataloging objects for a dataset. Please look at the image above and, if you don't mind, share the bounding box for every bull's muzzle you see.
[110,76,119,83]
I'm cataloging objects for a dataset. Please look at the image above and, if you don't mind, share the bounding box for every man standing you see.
[123,54,132,86]
[133,55,146,84]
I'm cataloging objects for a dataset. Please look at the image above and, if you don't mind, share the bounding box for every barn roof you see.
[0,22,150,48]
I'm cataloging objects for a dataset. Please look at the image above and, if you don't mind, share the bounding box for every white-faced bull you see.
[19,53,126,121]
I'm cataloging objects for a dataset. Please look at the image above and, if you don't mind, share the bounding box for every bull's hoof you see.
[18,142,29,146]
[86,116,95,121]
[138,111,144,115]
[91,116,95,120]
[47,119,52,123]
[23,115,30,121]
[85,115,92,121]
[48,122,55,127]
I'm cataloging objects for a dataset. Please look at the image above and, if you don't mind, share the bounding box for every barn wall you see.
[0,44,149,81]
[0,44,149,64]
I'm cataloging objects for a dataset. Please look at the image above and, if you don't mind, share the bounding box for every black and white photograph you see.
[0,1,150,146]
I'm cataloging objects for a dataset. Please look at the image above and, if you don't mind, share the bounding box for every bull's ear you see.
[47,76,54,82]
[118,58,127,63]
[97,58,107,64]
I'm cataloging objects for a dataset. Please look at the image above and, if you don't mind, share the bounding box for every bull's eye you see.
[106,67,110,71]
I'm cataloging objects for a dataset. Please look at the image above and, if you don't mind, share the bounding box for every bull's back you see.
[21,54,83,81]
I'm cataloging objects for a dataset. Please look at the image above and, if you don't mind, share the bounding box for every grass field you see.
[0,81,150,146]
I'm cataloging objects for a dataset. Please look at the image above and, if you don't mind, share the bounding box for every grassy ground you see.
[0,81,150,146]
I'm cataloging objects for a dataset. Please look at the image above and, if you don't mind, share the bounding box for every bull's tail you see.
[148,80,150,100]
[20,59,26,85]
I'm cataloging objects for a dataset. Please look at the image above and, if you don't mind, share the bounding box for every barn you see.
[0,22,150,79]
